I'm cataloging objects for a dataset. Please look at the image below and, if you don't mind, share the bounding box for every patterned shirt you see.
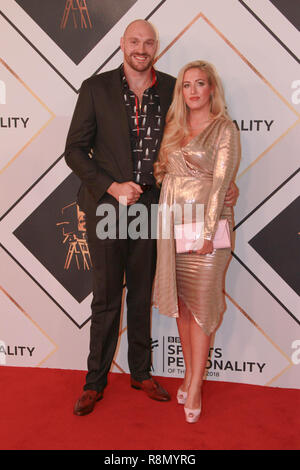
[120,65,162,186]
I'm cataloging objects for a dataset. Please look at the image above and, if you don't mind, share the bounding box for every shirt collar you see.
[120,64,157,90]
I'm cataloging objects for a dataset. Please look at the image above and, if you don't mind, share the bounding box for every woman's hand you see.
[195,239,213,255]
[224,181,239,207]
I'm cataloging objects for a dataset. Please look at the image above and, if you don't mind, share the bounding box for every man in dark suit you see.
[65,19,238,416]
[65,19,175,415]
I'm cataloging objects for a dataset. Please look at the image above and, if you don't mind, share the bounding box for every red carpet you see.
[0,366,299,450]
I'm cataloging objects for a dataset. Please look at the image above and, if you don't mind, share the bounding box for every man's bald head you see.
[120,19,158,73]
[123,19,158,42]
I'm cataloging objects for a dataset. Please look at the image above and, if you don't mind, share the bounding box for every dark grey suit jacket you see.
[65,67,176,215]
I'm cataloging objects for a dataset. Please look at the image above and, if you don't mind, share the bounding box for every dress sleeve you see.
[203,120,240,240]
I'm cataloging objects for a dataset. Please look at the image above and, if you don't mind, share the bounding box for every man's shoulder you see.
[156,69,176,85]
[80,67,175,93]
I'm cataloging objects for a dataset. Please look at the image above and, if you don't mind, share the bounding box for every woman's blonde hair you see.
[154,60,228,184]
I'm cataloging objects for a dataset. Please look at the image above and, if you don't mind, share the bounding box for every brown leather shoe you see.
[73,390,103,416]
[131,377,170,401]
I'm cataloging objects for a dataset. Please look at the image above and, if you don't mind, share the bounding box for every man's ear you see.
[120,36,124,52]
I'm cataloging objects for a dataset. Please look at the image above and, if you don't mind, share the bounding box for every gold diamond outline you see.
[155,12,300,181]
[225,291,294,386]
[0,58,56,175]
[0,285,58,366]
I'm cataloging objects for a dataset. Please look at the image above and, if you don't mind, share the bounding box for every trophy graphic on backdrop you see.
[61,0,92,29]
[57,202,92,271]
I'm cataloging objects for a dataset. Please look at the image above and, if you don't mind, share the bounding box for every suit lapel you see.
[107,69,133,180]
[154,70,174,153]
[155,71,173,122]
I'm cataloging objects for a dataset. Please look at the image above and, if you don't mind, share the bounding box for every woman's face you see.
[182,68,213,112]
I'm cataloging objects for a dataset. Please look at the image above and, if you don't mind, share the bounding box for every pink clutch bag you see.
[174,219,231,253]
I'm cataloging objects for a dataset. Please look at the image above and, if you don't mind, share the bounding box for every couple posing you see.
[65,19,240,424]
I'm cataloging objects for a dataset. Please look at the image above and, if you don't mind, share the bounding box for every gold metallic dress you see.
[154,117,240,336]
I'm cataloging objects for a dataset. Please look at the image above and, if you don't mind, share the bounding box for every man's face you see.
[121,21,158,73]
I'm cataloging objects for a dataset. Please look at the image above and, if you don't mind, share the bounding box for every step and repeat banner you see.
[0,0,299,388]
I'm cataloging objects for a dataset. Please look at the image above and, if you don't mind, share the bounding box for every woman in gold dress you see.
[154,60,241,423]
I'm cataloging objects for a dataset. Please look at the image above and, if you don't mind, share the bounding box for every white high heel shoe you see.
[176,388,188,405]
[184,405,201,423]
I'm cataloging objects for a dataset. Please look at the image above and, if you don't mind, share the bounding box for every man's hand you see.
[224,181,239,207]
[107,181,143,205]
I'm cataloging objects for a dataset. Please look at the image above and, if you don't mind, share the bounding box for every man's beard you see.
[124,53,154,72]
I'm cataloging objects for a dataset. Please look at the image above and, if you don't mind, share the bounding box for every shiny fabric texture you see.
[154,116,240,336]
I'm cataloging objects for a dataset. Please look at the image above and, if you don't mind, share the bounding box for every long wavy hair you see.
[154,60,228,184]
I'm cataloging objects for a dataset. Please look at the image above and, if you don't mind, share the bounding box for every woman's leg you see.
[177,297,211,408]
[176,298,192,391]
[185,317,211,409]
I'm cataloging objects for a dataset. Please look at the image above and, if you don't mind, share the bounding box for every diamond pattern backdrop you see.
[0,0,299,388]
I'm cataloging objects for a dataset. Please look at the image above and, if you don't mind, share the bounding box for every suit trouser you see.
[83,189,158,393]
